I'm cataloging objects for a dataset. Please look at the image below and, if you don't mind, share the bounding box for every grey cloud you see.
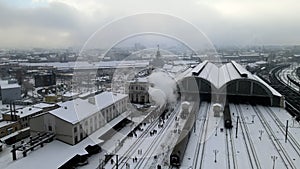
[0,0,300,48]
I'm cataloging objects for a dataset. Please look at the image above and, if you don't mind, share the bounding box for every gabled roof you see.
[49,92,127,124]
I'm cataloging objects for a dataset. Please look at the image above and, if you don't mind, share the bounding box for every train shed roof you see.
[179,60,281,97]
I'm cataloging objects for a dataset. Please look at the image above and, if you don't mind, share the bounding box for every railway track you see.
[268,65,300,117]
[191,102,210,169]
[253,105,297,169]
[112,104,180,169]
[235,104,261,169]
[132,105,179,169]
[198,103,212,169]
[110,118,160,169]
[264,106,300,157]
[109,105,175,169]
[225,128,237,169]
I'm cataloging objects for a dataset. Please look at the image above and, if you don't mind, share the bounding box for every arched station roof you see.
[178,60,281,98]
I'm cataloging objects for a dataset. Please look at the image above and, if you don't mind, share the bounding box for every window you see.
[75,136,78,144]
[74,126,77,133]
[48,125,52,131]
[94,117,97,129]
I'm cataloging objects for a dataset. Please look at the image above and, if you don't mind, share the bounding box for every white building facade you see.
[30,92,128,145]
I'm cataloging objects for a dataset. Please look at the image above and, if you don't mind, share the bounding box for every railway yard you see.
[97,102,300,169]
[122,102,300,169]
[93,100,300,169]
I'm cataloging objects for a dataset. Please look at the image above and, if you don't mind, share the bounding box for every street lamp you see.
[259,130,264,141]
[251,115,256,123]
[213,149,219,163]
[271,155,278,169]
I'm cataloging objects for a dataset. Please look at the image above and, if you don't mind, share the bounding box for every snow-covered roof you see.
[0,80,8,86]
[62,92,79,97]
[4,140,88,169]
[255,60,268,65]
[0,121,16,128]
[33,103,55,109]
[19,60,149,70]
[253,75,281,97]
[179,60,281,97]
[4,106,43,118]
[49,92,127,124]
[135,77,148,83]
[78,91,94,98]
[1,83,20,89]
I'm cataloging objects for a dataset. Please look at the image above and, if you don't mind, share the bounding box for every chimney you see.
[13,102,16,121]
[10,102,13,121]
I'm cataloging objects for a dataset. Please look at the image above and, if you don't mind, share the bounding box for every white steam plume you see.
[148,70,178,107]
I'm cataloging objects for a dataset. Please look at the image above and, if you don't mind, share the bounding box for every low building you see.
[2,107,42,128]
[127,78,150,104]
[34,73,56,87]
[30,92,128,145]
[0,102,57,140]
[1,83,21,104]
[0,121,20,138]
[61,92,80,101]
[44,94,59,103]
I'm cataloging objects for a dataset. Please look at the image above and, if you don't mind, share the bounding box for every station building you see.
[29,92,128,145]
[127,78,150,104]
[178,60,283,107]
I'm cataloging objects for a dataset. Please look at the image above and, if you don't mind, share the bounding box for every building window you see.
[75,136,78,144]
[74,126,77,133]
[48,126,52,131]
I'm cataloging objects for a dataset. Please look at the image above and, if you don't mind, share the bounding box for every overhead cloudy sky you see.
[0,0,300,48]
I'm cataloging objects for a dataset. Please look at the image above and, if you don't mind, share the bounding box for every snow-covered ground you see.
[182,102,300,169]
[103,104,182,169]
[1,102,300,169]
